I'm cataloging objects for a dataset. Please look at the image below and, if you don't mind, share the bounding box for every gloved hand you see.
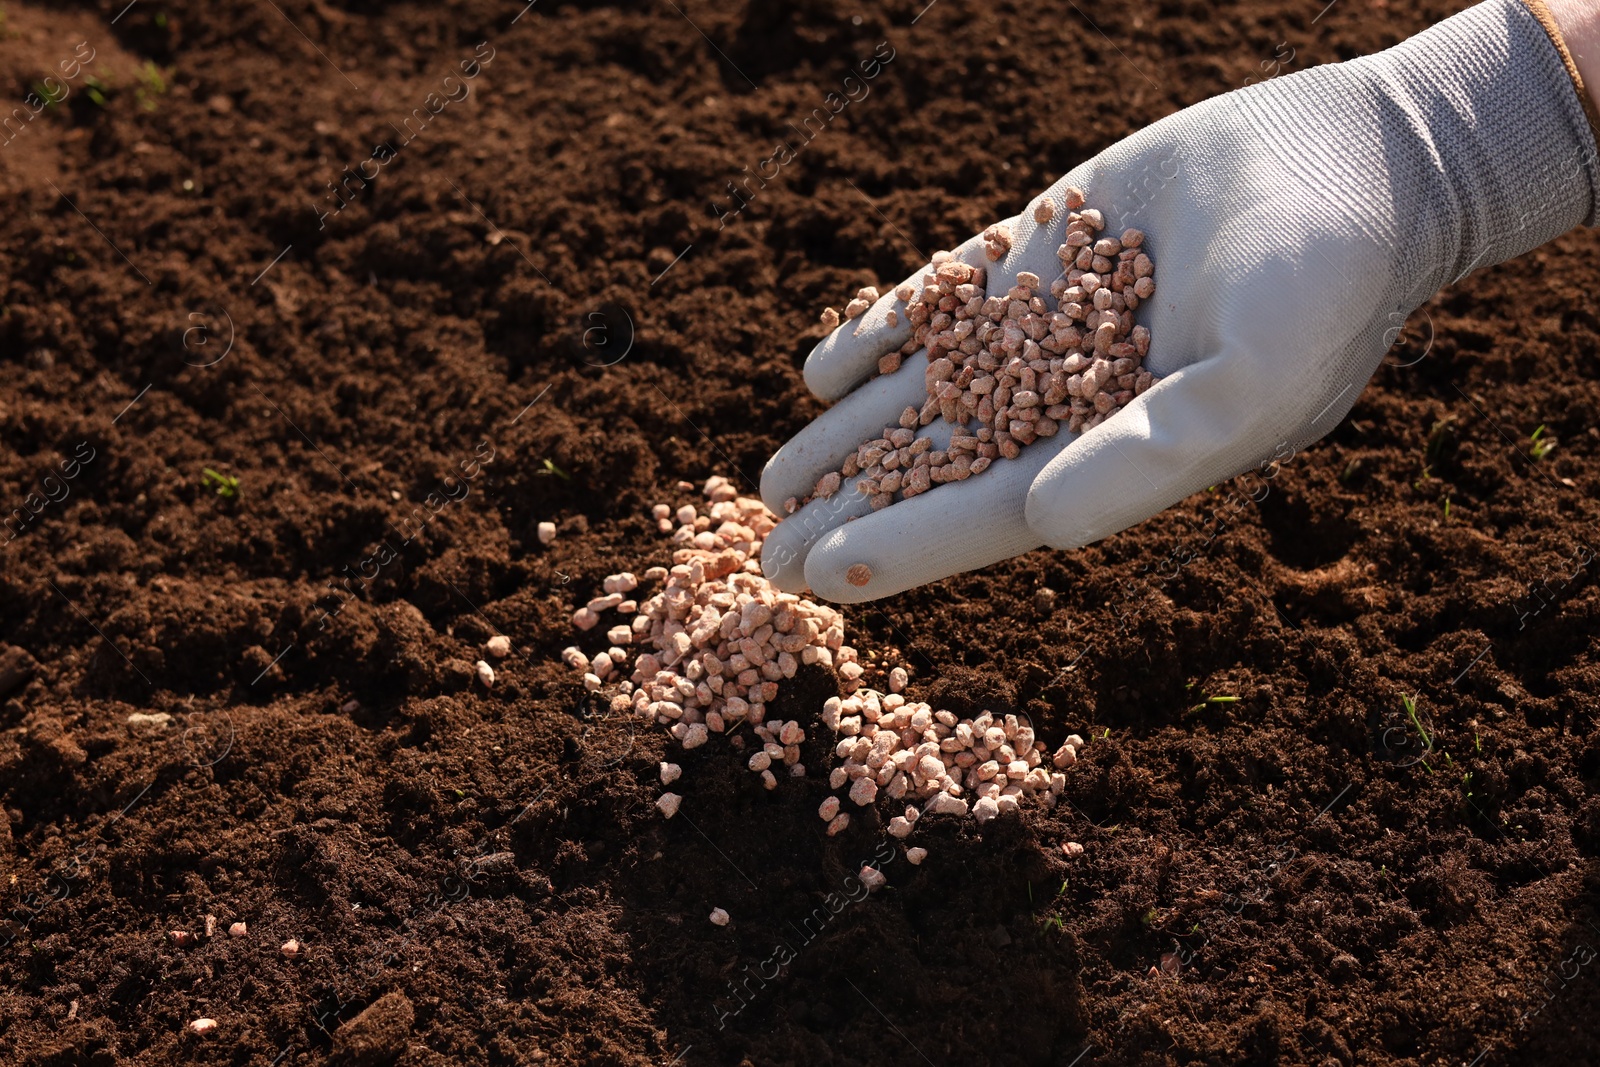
[760,0,1599,604]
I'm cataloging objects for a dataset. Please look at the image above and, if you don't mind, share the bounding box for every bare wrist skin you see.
[1539,0,1600,124]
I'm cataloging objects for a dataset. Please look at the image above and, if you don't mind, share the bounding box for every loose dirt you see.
[2,1,1599,1064]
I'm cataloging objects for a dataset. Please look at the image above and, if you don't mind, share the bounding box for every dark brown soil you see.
[3,0,1600,1064]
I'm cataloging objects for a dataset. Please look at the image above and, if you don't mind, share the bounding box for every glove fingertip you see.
[802,336,856,402]
[802,545,877,605]
[757,453,789,517]
[1023,474,1090,551]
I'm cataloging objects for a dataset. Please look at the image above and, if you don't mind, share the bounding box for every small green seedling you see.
[535,458,571,481]
[1402,692,1433,772]
[1529,424,1557,460]
[134,61,168,111]
[30,80,66,107]
[1187,693,1240,714]
[1414,418,1456,487]
[202,468,240,500]
[82,74,108,108]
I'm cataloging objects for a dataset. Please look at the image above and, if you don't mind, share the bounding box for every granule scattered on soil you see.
[563,476,1091,843]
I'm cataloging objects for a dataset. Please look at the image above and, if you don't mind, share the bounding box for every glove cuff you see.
[1518,0,1600,152]
[1349,0,1600,285]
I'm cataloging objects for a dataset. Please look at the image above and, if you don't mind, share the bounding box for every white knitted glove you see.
[760,0,1599,603]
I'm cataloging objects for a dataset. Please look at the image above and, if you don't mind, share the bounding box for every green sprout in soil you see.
[155,11,168,28]
[1414,417,1456,487]
[1402,692,1433,772]
[135,61,168,111]
[1474,727,1483,753]
[30,81,65,108]
[1040,886,1070,933]
[1187,693,1240,714]
[1442,495,1451,522]
[82,74,109,108]
[202,468,240,500]
[1529,424,1557,460]
[1340,457,1362,483]
[535,458,571,481]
